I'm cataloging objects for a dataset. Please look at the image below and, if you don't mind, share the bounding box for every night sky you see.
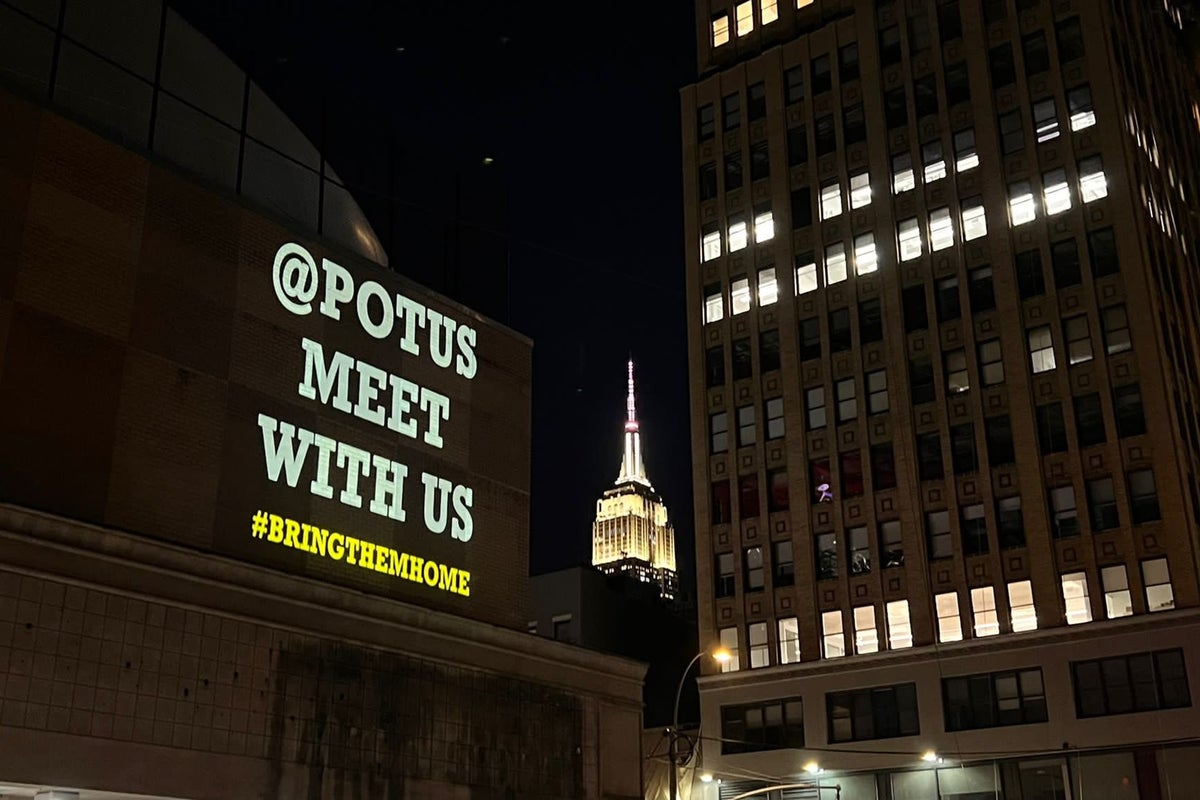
[175,1,701,592]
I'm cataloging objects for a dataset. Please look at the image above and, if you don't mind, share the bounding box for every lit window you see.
[749,621,770,668]
[1142,558,1176,612]
[1102,305,1131,354]
[719,626,741,672]
[712,14,731,47]
[945,349,969,394]
[1064,315,1092,365]
[704,286,724,323]
[854,233,878,275]
[797,0,814,6]
[886,600,913,649]
[1008,580,1037,632]
[731,277,751,315]
[825,242,847,284]
[702,226,722,262]
[796,257,818,294]
[961,198,987,241]
[822,610,845,658]
[898,218,922,261]
[1062,572,1092,625]
[936,592,963,642]
[729,218,749,251]
[892,152,915,193]
[755,209,776,242]
[1068,84,1095,130]
[736,1,754,36]
[1079,156,1108,202]
[954,128,978,172]
[1033,98,1059,142]
[820,182,843,220]
[971,586,999,637]
[760,0,779,24]
[850,171,872,209]
[929,207,954,251]
[1028,326,1055,373]
[778,617,801,664]
[854,606,879,654]
[757,267,778,306]
[1101,565,1133,619]
[1009,181,1036,225]
[1043,168,1072,215]
[922,140,946,183]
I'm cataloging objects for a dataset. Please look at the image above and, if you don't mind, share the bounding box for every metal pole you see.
[671,651,707,800]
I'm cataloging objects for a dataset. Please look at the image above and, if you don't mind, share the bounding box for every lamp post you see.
[669,647,732,800]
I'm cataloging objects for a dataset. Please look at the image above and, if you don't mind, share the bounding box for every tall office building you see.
[682,0,1200,796]
[593,361,679,599]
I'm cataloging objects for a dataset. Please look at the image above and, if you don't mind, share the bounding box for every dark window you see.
[1113,384,1146,438]
[715,551,735,596]
[800,317,821,360]
[1087,477,1119,531]
[908,13,931,53]
[917,433,944,481]
[698,104,715,140]
[760,330,781,372]
[880,25,902,66]
[903,285,929,332]
[733,338,753,380]
[1128,470,1161,523]
[985,415,1015,466]
[750,141,770,181]
[989,44,1016,89]
[744,545,764,591]
[1064,315,1093,365]
[721,698,806,754]
[773,539,794,584]
[1074,393,1106,447]
[812,55,832,94]
[910,358,935,405]
[785,66,805,104]
[914,75,939,117]
[748,82,767,121]
[787,125,809,166]
[999,110,1025,155]
[979,339,1004,385]
[829,308,852,353]
[885,88,908,129]
[1072,649,1191,718]
[768,470,790,513]
[815,114,836,155]
[839,43,860,81]
[700,163,718,201]
[1056,17,1085,64]
[806,387,827,430]
[1050,485,1080,539]
[982,0,1007,23]
[725,151,743,190]
[997,496,1025,548]
[961,503,989,556]
[712,481,732,525]
[740,474,761,519]
[936,276,961,322]
[938,0,963,40]
[951,423,978,475]
[843,104,866,145]
[827,683,920,743]
[848,525,871,574]
[723,93,741,131]
[859,299,883,343]
[880,520,904,568]
[815,530,837,580]
[1102,305,1132,355]
[1036,402,1068,454]
[969,266,996,312]
[1088,227,1118,277]
[871,443,897,490]
[842,451,865,498]
[711,412,729,453]
[944,669,1048,731]
[927,510,952,558]
[1023,31,1050,75]
[1052,239,1082,288]
[791,188,813,229]
[1016,249,1045,298]
[706,346,725,387]
[945,62,970,105]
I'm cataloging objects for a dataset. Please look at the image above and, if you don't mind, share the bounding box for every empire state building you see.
[591,360,678,599]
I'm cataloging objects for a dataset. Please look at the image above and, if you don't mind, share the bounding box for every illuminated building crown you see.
[616,359,652,489]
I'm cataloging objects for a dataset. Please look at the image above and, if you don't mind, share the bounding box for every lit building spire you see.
[617,359,651,487]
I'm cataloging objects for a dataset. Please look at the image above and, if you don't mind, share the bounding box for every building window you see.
[754,208,775,244]
[731,337,752,380]
[892,152,915,194]
[825,242,847,285]
[785,66,805,104]
[705,346,724,388]
[986,416,1015,467]
[790,185,812,228]
[915,75,939,118]
[719,627,740,672]
[1036,402,1067,454]
[880,520,903,568]
[822,610,844,658]
[1067,84,1095,130]
[702,225,721,263]
[946,61,969,104]
[843,103,866,144]
[839,42,860,81]
[699,162,718,201]
[731,277,751,315]
[880,25,902,65]
[723,93,741,130]
[903,285,928,332]
[854,233,878,276]
[729,216,749,251]
[712,480,732,525]
[1064,315,1093,365]
[945,349,969,394]
[815,114,836,155]
[848,525,871,575]
[736,405,756,447]
[1050,485,1080,539]
[967,266,995,313]
[1062,572,1092,625]
[773,539,794,585]
[979,339,1004,385]
[1074,393,1105,448]
[927,509,952,559]
[939,0,963,39]
[917,433,944,481]
[1028,326,1056,373]
[767,469,789,513]
[740,473,760,518]
[961,503,988,556]
[989,43,1016,88]
[854,605,879,654]
[972,586,999,637]
[827,683,919,743]
[698,104,716,140]
[833,378,855,423]
[760,0,779,25]
[805,386,826,429]
[898,217,922,261]
[1016,249,1045,298]
[820,181,842,220]
[871,443,897,490]
[936,592,963,642]
[778,617,800,664]
[885,87,908,129]
[951,423,978,474]
[849,171,871,209]
[703,283,723,323]
[796,255,818,295]
[811,54,832,94]
[1113,384,1146,438]
[726,151,743,190]
[997,496,1025,548]
[841,451,864,497]
[1009,180,1037,225]
[866,369,888,414]
[749,621,769,668]
[910,358,935,405]
[1043,169,1072,216]
[711,13,731,46]
[760,330,780,373]
[758,398,784,443]
[909,12,931,52]
[787,124,808,164]
[1102,305,1131,354]
[815,530,837,581]
[754,270,777,311]
[929,207,953,251]
[1051,239,1082,289]
[935,275,961,322]
[830,308,851,353]
[1009,580,1038,632]
[715,552,735,597]
[1000,110,1024,155]
[751,142,770,181]
[1128,470,1160,524]
[961,197,987,241]
[944,669,1048,731]
[744,546,764,592]
[886,600,912,650]
[1137,556,1176,614]
[858,299,883,344]
[710,412,729,453]
[735,1,754,36]
[1023,31,1050,74]
[1056,16,1085,63]
[1072,649,1190,718]
[1087,477,1119,531]
[922,139,946,183]
[1033,98,1060,142]
[1088,227,1118,277]
[1079,155,1108,202]
[1102,565,1133,619]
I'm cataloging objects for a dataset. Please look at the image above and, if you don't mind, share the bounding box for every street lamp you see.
[669,646,732,800]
